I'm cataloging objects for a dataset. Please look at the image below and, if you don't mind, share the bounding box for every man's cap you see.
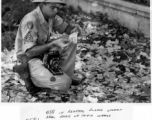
[31,0,66,5]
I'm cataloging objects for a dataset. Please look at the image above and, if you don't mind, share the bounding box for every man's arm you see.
[22,19,70,58]
[25,42,54,58]
[53,15,81,35]
[26,37,69,58]
[21,21,54,58]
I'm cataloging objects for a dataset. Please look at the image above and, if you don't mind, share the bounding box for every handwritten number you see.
[46,110,55,114]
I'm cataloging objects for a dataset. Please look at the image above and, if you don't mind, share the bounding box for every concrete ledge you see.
[66,0,150,37]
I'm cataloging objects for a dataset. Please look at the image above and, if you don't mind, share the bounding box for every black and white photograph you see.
[1,0,151,104]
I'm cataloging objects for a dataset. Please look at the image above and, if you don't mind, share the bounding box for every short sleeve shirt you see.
[15,6,68,56]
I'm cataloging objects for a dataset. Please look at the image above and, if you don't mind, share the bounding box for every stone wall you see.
[66,0,150,37]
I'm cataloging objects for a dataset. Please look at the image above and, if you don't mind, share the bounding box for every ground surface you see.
[1,0,151,103]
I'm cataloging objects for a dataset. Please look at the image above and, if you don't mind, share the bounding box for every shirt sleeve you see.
[53,15,68,34]
[21,21,38,53]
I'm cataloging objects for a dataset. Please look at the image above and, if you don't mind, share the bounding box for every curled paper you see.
[69,32,78,44]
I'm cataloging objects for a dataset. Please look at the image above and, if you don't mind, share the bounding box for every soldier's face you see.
[43,3,61,18]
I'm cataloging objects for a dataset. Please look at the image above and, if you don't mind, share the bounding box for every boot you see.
[13,64,41,95]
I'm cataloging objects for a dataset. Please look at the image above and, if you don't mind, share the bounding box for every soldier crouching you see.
[13,0,84,95]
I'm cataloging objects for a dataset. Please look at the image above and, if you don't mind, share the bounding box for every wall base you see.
[66,0,150,37]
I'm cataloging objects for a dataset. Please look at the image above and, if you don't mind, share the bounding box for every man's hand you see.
[71,24,83,35]
[51,36,70,51]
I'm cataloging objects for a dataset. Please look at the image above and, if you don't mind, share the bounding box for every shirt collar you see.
[35,6,48,24]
